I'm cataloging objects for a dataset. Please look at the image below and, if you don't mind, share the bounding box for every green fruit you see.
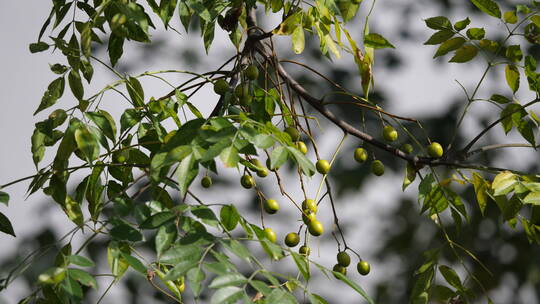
[357,261,371,275]
[264,227,277,243]
[285,127,300,141]
[402,143,413,154]
[352,0,362,4]
[201,176,212,188]
[308,220,324,236]
[333,264,347,278]
[371,160,385,176]
[284,232,300,247]
[234,84,249,98]
[239,95,252,106]
[240,175,255,189]
[383,125,398,142]
[302,199,317,213]
[257,168,269,177]
[354,147,368,163]
[427,142,444,158]
[316,159,331,175]
[250,158,263,168]
[213,79,229,95]
[337,251,351,267]
[299,245,310,256]
[296,141,308,154]
[263,199,280,214]
[245,64,259,80]
[302,210,317,224]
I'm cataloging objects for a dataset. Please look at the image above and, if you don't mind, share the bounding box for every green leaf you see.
[449,45,478,63]
[120,253,147,274]
[160,244,203,265]
[253,134,275,149]
[29,42,50,53]
[431,285,456,302]
[219,146,239,168]
[523,192,540,205]
[74,126,99,162]
[503,11,518,24]
[492,171,517,196]
[531,15,540,27]
[220,239,251,262]
[210,286,244,304]
[0,212,15,237]
[270,146,288,169]
[425,16,452,30]
[286,146,316,176]
[140,211,176,229]
[209,273,247,289]
[85,110,117,141]
[126,77,145,107]
[333,272,374,304]
[34,77,65,115]
[0,191,9,206]
[175,153,199,197]
[110,223,143,242]
[505,64,520,93]
[187,267,206,297]
[470,0,502,18]
[67,268,97,289]
[68,255,95,267]
[220,205,240,231]
[68,70,84,100]
[309,293,330,304]
[108,34,124,67]
[489,94,511,104]
[291,252,310,281]
[505,45,523,62]
[424,30,454,45]
[155,222,177,257]
[61,276,83,299]
[120,108,143,133]
[191,205,219,227]
[364,33,395,49]
[434,37,466,58]
[472,173,489,215]
[438,265,463,290]
[291,25,305,54]
[336,0,361,22]
[266,288,297,303]
[466,27,485,40]
[453,17,471,31]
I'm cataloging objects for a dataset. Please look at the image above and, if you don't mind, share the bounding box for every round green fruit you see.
[263,199,280,214]
[234,84,249,98]
[250,158,263,168]
[308,220,324,236]
[302,199,317,213]
[245,64,259,80]
[337,251,351,267]
[383,125,398,142]
[240,175,255,189]
[402,143,413,154]
[333,264,347,278]
[427,142,443,158]
[201,176,212,188]
[299,245,311,256]
[257,168,269,178]
[316,159,331,175]
[357,261,371,275]
[213,79,229,95]
[284,232,300,247]
[296,141,308,154]
[264,227,277,243]
[302,210,317,224]
[285,127,300,141]
[371,160,385,176]
[354,147,368,163]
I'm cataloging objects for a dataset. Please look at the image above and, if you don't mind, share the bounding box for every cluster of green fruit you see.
[285,126,308,154]
[213,64,259,107]
[332,251,371,277]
